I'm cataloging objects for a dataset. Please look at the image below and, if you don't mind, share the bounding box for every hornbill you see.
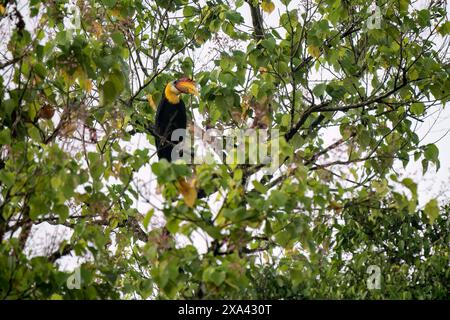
[153,78,218,202]
[153,77,205,204]
[154,77,199,162]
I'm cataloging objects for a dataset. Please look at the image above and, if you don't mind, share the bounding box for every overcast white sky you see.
[246,0,450,206]
[12,0,450,269]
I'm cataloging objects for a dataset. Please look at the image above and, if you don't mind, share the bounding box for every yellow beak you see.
[175,80,200,96]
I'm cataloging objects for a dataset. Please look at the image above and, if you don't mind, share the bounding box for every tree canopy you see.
[0,0,449,299]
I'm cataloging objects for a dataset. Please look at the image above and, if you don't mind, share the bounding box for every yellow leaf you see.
[84,79,92,92]
[258,67,268,73]
[112,162,122,176]
[328,200,343,213]
[147,94,156,111]
[74,66,85,80]
[92,22,103,38]
[0,5,5,15]
[75,67,91,92]
[112,117,123,129]
[195,35,206,45]
[261,1,275,14]
[307,45,321,58]
[110,9,121,17]
[260,114,270,127]
[61,70,75,86]
[176,177,197,208]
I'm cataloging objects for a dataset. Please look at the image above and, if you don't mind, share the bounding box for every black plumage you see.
[154,91,187,162]
[152,78,211,199]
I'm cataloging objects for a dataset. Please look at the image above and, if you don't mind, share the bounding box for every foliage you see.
[0,0,449,299]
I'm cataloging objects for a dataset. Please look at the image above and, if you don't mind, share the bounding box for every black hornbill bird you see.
[154,77,207,203]
[154,77,199,162]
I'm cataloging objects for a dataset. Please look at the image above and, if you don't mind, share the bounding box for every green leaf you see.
[53,204,69,221]
[102,80,118,105]
[424,199,439,224]
[102,0,117,8]
[101,70,125,105]
[203,267,226,286]
[401,178,417,198]
[143,209,154,230]
[211,270,226,286]
[313,83,326,97]
[183,6,197,17]
[410,102,425,115]
[275,230,291,247]
[281,114,290,127]
[29,196,47,220]
[109,69,125,93]
[34,63,48,79]
[252,180,267,193]
[270,190,288,207]
[424,144,439,163]
[215,95,234,110]
[88,152,104,180]
[151,160,177,183]
[151,160,170,176]
[166,218,179,233]
[261,38,276,52]
[0,128,11,145]
[111,31,125,46]
[399,0,409,12]
[225,11,243,24]
[28,126,41,142]
[438,21,450,35]
[233,169,243,181]
[0,170,14,187]
[417,10,430,27]
[223,207,246,222]
[326,83,345,100]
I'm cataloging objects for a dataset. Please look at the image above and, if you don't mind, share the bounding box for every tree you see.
[0,0,449,299]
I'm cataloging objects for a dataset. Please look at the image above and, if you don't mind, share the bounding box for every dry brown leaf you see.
[60,121,78,137]
[92,22,103,37]
[38,104,55,120]
[250,96,272,129]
